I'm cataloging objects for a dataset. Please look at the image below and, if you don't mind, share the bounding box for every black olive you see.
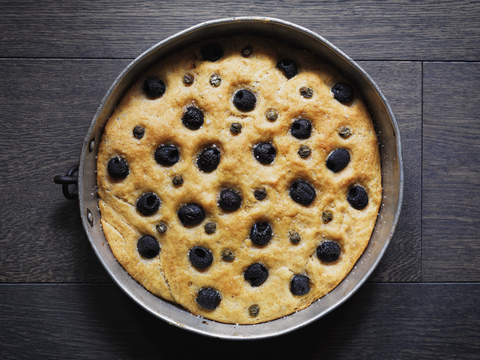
[233,89,256,112]
[201,43,223,62]
[290,274,310,295]
[197,147,221,173]
[289,180,316,206]
[277,59,297,79]
[250,222,273,246]
[178,204,205,227]
[155,144,180,166]
[137,235,160,259]
[182,106,204,130]
[326,149,350,173]
[107,157,129,179]
[316,240,341,263]
[196,288,221,310]
[136,192,161,216]
[254,188,267,200]
[291,118,312,139]
[189,246,213,270]
[244,263,269,287]
[347,185,369,210]
[332,82,354,104]
[143,77,166,99]
[218,189,242,211]
[253,142,276,165]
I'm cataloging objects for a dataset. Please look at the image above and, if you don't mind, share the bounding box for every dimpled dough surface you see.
[96,35,382,324]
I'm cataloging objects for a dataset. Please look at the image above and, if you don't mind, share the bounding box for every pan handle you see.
[54,164,79,200]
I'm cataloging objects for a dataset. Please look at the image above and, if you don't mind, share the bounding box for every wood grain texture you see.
[1,283,479,359]
[422,62,480,282]
[0,0,478,61]
[358,61,422,282]
[0,59,130,282]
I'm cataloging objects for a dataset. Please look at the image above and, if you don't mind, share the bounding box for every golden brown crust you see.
[96,35,382,324]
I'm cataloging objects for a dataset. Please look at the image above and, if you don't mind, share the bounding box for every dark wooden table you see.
[1,1,479,359]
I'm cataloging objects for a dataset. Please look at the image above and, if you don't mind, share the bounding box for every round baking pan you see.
[55,17,403,339]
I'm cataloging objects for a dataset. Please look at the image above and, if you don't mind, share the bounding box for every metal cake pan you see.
[59,17,403,339]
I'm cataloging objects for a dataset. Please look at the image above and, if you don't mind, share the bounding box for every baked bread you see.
[96,35,382,324]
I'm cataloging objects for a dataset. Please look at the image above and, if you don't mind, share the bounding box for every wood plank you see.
[0,283,478,359]
[358,61,422,282]
[0,0,478,61]
[423,62,480,282]
[0,59,418,283]
[0,59,131,282]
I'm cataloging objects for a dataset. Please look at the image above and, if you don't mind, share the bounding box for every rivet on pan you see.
[87,209,94,226]
[89,138,96,152]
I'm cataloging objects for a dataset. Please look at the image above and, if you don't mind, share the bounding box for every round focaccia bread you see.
[96,35,382,324]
